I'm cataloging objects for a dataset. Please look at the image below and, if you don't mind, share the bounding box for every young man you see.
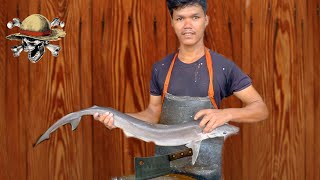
[95,0,268,133]
[95,0,268,178]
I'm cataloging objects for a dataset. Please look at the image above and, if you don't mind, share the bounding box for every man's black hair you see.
[166,0,207,17]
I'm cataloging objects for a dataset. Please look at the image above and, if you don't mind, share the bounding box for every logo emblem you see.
[6,14,66,63]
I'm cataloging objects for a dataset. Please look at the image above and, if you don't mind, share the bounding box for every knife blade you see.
[134,148,193,180]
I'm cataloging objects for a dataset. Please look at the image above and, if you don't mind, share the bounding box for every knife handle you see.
[168,148,193,161]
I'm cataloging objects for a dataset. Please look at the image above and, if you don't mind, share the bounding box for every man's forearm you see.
[127,108,160,124]
[227,100,269,123]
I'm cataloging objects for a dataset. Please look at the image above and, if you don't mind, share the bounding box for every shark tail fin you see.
[70,117,82,131]
[186,140,202,165]
[33,133,50,147]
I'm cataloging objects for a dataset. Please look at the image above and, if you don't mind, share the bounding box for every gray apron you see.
[155,48,224,180]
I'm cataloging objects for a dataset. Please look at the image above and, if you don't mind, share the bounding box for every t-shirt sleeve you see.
[150,64,162,96]
[226,62,252,96]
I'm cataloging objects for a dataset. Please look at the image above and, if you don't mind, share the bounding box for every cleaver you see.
[134,148,193,180]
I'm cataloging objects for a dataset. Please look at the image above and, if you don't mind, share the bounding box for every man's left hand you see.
[194,109,233,133]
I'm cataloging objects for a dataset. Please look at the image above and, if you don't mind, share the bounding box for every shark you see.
[34,105,239,164]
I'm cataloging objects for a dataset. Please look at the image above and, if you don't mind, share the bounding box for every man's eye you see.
[193,16,200,20]
[176,17,183,21]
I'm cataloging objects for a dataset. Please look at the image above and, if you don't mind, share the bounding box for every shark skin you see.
[34,106,239,164]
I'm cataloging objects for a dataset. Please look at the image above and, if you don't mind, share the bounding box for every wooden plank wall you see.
[0,0,319,179]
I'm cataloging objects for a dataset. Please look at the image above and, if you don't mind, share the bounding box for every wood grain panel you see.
[271,0,292,179]
[17,1,31,180]
[304,0,320,179]
[286,0,305,179]
[316,3,320,179]
[24,0,92,179]
[0,0,9,179]
[245,1,273,179]
[135,0,168,159]
[295,0,310,179]
[312,1,320,180]
[5,0,27,179]
[120,1,152,174]
[292,0,309,179]
[302,1,319,179]
[42,0,93,179]
[92,0,168,178]
[23,2,51,178]
[78,0,93,179]
[205,0,244,179]
[92,0,125,178]
[242,0,275,179]
[205,0,232,54]
[271,0,305,179]
[144,0,168,156]
[304,0,315,179]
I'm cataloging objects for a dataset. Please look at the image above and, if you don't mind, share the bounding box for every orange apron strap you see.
[205,48,219,109]
[162,48,219,109]
[162,52,178,103]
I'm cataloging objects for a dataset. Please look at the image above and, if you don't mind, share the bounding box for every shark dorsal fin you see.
[186,140,202,165]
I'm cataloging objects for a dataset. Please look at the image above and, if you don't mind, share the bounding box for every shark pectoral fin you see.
[70,117,82,131]
[123,131,135,138]
[186,140,202,165]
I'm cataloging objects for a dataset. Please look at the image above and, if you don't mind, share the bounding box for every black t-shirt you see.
[150,49,252,108]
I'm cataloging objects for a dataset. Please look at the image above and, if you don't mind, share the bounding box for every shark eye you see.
[223,131,227,135]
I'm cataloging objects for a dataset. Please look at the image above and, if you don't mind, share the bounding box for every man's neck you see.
[178,43,206,64]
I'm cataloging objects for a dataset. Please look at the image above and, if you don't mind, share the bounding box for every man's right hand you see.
[93,112,116,129]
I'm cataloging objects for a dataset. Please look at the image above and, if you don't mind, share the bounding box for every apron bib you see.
[156,48,224,180]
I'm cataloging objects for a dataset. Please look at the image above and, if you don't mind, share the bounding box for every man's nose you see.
[183,18,192,29]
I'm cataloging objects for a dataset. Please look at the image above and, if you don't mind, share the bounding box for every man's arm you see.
[94,95,162,128]
[127,95,162,124]
[194,85,269,133]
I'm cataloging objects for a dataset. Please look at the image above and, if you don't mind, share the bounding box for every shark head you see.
[207,124,239,138]
[186,124,239,165]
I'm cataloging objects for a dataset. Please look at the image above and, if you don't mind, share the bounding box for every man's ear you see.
[205,15,209,27]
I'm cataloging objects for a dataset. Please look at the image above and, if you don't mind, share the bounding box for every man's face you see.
[171,4,208,47]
